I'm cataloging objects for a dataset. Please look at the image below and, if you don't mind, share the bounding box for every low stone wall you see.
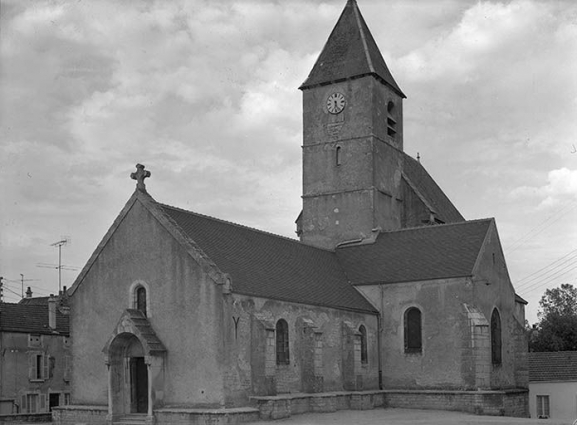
[251,391,386,420]
[53,389,529,424]
[52,405,108,425]
[0,413,51,423]
[52,405,259,425]
[251,388,529,420]
[383,389,529,417]
[154,407,260,425]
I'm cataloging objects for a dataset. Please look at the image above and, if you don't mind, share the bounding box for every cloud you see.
[510,167,577,209]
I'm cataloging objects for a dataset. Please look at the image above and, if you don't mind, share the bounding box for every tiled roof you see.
[336,219,492,285]
[403,154,465,224]
[0,301,69,335]
[529,351,577,382]
[300,0,405,97]
[19,296,51,305]
[160,204,377,314]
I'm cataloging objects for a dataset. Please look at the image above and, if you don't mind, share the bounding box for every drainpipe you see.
[378,285,385,390]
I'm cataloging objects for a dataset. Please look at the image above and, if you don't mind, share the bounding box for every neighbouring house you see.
[55,1,528,424]
[529,351,577,421]
[0,290,71,415]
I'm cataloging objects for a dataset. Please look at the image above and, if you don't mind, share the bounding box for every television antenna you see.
[36,237,74,293]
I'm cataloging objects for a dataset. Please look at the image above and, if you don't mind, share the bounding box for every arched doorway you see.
[107,333,149,416]
[103,309,166,422]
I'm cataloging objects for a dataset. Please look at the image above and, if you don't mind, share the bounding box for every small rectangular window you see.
[28,334,41,348]
[64,355,71,382]
[29,353,48,381]
[26,394,38,413]
[536,395,550,418]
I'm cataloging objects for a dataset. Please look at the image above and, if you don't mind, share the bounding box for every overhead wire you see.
[518,263,577,296]
[506,200,577,254]
[515,248,577,288]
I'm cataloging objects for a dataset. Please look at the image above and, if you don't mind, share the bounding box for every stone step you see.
[114,413,147,425]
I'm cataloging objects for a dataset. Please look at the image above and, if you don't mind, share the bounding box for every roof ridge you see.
[158,203,336,253]
[382,217,494,235]
[353,1,375,74]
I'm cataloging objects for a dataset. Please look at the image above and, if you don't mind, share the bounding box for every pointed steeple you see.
[300,0,405,98]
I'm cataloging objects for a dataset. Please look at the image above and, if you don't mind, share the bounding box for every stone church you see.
[54,1,529,424]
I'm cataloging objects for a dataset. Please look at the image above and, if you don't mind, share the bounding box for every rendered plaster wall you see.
[529,381,577,420]
[357,277,475,390]
[301,76,403,149]
[356,226,527,392]
[301,77,405,249]
[0,331,70,414]
[471,222,528,389]
[221,294,379,406]
[69,199,226,408]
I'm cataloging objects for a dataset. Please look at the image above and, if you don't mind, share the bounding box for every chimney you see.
[48,294,57,329]
[26,287,33,298]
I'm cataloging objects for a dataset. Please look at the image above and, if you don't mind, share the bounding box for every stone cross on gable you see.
[131,164,151,191]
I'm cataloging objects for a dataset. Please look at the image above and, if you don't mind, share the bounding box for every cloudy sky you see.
[1,0,576,324]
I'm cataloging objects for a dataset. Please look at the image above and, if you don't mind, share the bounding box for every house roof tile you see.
[159,204,378,314]
[336,219,492,285]
[529,351,577,382]
[0,300,69,336]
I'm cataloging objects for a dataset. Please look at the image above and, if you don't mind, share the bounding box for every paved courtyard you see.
[2,409,574,425]
[249,408,573,425]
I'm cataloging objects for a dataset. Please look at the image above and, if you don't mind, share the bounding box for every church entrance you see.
[107,333,149,418]
[103,310,166,422]
[130,357,148,413]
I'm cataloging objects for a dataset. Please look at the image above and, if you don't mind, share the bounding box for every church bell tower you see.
[297,0,407,249]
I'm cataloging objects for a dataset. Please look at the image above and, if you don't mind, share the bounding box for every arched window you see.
[404,307,422,354]
[336,146,342,166]
[491,308,502,365]
[359,325,368,364]
[136,286,147,317]
[276,319,290,365]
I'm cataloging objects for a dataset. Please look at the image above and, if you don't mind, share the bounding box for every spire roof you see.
[300,0,405,97]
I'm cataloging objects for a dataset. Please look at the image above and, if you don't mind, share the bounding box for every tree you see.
[530,284,577,352]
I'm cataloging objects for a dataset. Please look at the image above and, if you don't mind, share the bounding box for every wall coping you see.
[381,388,529,395]
[156,407,259,414]
[52,405,108,411]
[250,388,528,402]
[0,412,51,422]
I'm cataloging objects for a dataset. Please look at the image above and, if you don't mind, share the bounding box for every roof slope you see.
[336,219,492,285]
[300,0,404,97]
[403,153,465,224]
[160,204,377,314]
[529,351,577,382]
[0,301,69,335]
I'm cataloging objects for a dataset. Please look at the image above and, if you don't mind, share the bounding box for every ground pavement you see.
[248,408,573,425]
[2,409,574,425]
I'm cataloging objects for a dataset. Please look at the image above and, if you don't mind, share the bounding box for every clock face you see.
[326,92,346,114]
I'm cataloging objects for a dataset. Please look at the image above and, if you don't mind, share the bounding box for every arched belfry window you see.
[136,286,147,317]
[276,319,290,365]
[491,308,502,365]
[387,101,397,137]
[404,307,422,354]
[359,325,368,364]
